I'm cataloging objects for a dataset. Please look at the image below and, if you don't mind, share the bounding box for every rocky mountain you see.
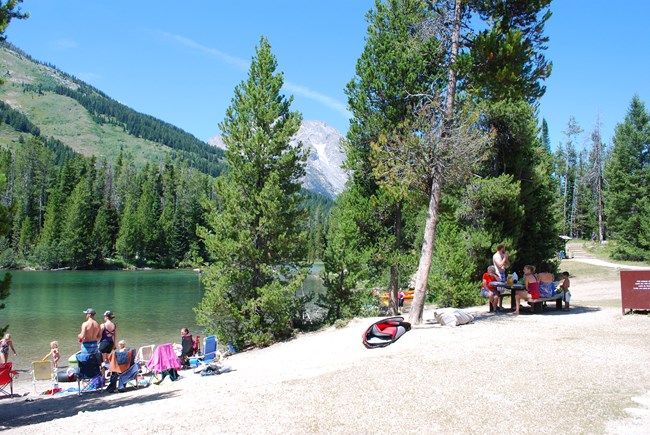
[209,120,348,198]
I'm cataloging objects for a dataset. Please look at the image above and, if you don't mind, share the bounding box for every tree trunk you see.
[389,264,399,315]
[597,174,604,242]
[408,167,442,324]
[389,204,402,315]
[408,0,461,325]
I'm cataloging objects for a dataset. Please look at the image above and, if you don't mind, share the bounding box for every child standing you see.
[559,271,571,311]
[0,333,17,363]
[44,341,60,368]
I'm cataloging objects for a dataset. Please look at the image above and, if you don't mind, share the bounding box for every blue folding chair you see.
[75,351,103,395]
[199,335,218,364]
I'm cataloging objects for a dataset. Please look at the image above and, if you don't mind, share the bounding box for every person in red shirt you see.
[481,265,502,313]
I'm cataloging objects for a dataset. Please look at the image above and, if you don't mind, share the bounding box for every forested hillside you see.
[0,41,225,175]
[0,41,332,270]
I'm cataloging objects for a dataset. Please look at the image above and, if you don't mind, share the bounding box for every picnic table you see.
[489,281,565,313]
[489,281,524,311]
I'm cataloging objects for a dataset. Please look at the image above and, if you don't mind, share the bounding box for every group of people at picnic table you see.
[481,244,571,315]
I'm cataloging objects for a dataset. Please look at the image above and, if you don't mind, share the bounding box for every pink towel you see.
[146,343,182,373]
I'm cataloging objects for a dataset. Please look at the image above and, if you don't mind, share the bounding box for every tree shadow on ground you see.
[471,304,601,323]
[0,387,178,429]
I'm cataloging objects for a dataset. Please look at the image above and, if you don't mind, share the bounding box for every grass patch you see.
[570,239,650,267]
[559,259,619,283]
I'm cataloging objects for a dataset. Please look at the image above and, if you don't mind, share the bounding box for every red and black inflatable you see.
[362,316,411,349]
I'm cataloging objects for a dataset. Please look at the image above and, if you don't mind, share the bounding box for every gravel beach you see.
[1,258,649,434]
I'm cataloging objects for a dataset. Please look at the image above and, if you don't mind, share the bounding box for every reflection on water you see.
[2,266,325,372]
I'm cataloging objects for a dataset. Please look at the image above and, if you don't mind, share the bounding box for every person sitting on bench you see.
[515,265,539,315]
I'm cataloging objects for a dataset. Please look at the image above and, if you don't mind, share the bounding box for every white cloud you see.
[284,81,351,120]
[162,32,350,121]
[161,32,249,70]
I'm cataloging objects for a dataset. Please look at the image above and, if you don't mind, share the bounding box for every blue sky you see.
[4,1,649,153]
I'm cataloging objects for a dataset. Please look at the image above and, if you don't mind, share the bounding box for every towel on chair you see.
[146,343,181,373]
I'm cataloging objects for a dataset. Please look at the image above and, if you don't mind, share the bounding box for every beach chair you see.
[32,360,54,394]
[107,349,139,392]
[200,335,218,363]
[146,343,181,383]
[0,362,18,397]
[75,351,103,395]
[136,344,157,386]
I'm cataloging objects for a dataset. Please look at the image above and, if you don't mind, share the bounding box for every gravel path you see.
[1,267,649,434]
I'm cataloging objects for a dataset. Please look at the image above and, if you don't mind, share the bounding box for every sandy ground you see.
[1,259,650,434]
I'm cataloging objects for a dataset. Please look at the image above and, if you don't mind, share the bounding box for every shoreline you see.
[1,264,650,433]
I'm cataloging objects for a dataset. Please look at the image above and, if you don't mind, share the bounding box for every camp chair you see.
[146,343,181,383]
[107,349,139,392]
[32,360,54,394]
[75,351,103,395]
[199,335,218,363]
[0,362,18,397]
[136,344,157,386]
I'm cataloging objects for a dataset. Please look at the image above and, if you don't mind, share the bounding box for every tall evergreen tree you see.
[604,96,650,260]
[0,173,12,335]
[115,193,140,263]
[0,0,28,333]
[61,167,97,268]
[586,120,606,242]
[195,37,309,348]
[0,1,27,41]
[557,116,582,236]
[342,0,441,316]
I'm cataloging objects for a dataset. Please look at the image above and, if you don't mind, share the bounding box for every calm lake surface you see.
[2,267,324,372]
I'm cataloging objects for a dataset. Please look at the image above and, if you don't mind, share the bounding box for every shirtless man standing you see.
[493,244,510,282]
[78,308,102,353]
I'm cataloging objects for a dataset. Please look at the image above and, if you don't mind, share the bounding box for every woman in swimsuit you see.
[99,311,117,359]
[538,262,555,298]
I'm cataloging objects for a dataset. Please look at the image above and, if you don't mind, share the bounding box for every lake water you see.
[1,266,324,373]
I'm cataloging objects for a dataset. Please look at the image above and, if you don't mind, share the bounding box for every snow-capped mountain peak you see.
[208,120,348,198]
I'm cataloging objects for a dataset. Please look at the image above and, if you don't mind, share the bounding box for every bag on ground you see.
[433,308,474,327]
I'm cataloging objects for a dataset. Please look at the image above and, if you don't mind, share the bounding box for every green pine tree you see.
[195,36,309,348]
[341,0,440,316]
[604,96,650,260]
[61,171,96,268]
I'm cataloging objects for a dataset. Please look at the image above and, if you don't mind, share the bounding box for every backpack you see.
[362,316,411,349]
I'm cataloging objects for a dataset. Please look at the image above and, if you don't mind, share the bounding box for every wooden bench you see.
[528,293,565,313]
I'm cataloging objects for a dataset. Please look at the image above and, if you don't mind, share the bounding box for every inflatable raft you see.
[56,367,77,382]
